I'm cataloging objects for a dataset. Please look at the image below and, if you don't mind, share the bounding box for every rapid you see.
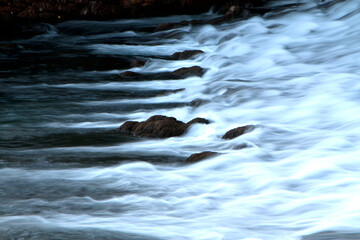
[1,0,360,239]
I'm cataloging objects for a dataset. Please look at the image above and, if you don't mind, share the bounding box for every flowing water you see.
[1,0,360,239]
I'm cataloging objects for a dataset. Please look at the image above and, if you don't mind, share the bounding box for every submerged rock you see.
[119,71,143,78]
[170,50,204,60]
[186,151,218,163]
[130,59,146,68]
[119,115,210,138]
[119,66,206,80]
[222,125,255,140]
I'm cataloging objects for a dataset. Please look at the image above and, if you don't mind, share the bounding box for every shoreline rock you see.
[0,0,270,24]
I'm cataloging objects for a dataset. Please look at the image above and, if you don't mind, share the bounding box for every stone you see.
[130,59,146,68]
[185,151,218,163]
[154,23,177,32]
[172,66,205,78]
[187,117,210,125]
[120,71,143,78]
[118,115,210,138]
[222,125,255,140]
[170,50,204,60]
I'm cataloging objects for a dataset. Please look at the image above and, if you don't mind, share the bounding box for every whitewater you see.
[1,0,360,239]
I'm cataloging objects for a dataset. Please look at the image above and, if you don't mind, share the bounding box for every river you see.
[1,0,360,239]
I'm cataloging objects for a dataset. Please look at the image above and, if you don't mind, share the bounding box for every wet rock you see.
[120,71,143,78]
[130,59,146,68]
[222,125,255,140]
[187,117,210,125]
[154,23,178,32]
[156,88,185,97]
[118,121,139,135]
[119,66,205,80]
[172,66,205,78]
[119,115,210,138]
[186,151,218,163]
[170,50,204,60]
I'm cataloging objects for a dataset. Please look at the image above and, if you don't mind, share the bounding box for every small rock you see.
[170,50,204,60]
[156,88,185,96]
[186,151,218,163]
[120,71,143,78]
[187,117,210,125]
[154,22,177,32]
[172,66,205,78]
[130,59,146,68]
[222,125,255,140]
[118,115,210,138]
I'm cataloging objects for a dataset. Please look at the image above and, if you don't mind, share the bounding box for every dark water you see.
[2,1,360,239]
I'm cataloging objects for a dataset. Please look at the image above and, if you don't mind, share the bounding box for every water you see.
[1,0,360,239]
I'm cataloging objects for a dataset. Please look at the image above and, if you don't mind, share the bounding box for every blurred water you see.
[1,0,360,239]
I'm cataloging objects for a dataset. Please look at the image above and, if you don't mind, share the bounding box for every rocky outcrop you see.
[185,151,218,163]
[222,125,255,140]
[118,115,210,138]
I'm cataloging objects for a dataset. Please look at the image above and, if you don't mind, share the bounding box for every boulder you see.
[186,151,218,163]
[170,50,204,60]
[222,125,255,140]
[118,115,210,138]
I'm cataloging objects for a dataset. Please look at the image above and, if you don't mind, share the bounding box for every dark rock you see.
[119,66,205,80]
[120,71,143,78]
[170,50,204,60]
[130,59,146,68]
[222,125,255,140]
[118,121,139,135]
[172,66,205,78]
[119,115,210,138]
[154,23,178,32]
[156,88,185,97]
[187,118,210,125]
[3,0,259,23]
[186,151,218,163]
[153,0,271,32]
